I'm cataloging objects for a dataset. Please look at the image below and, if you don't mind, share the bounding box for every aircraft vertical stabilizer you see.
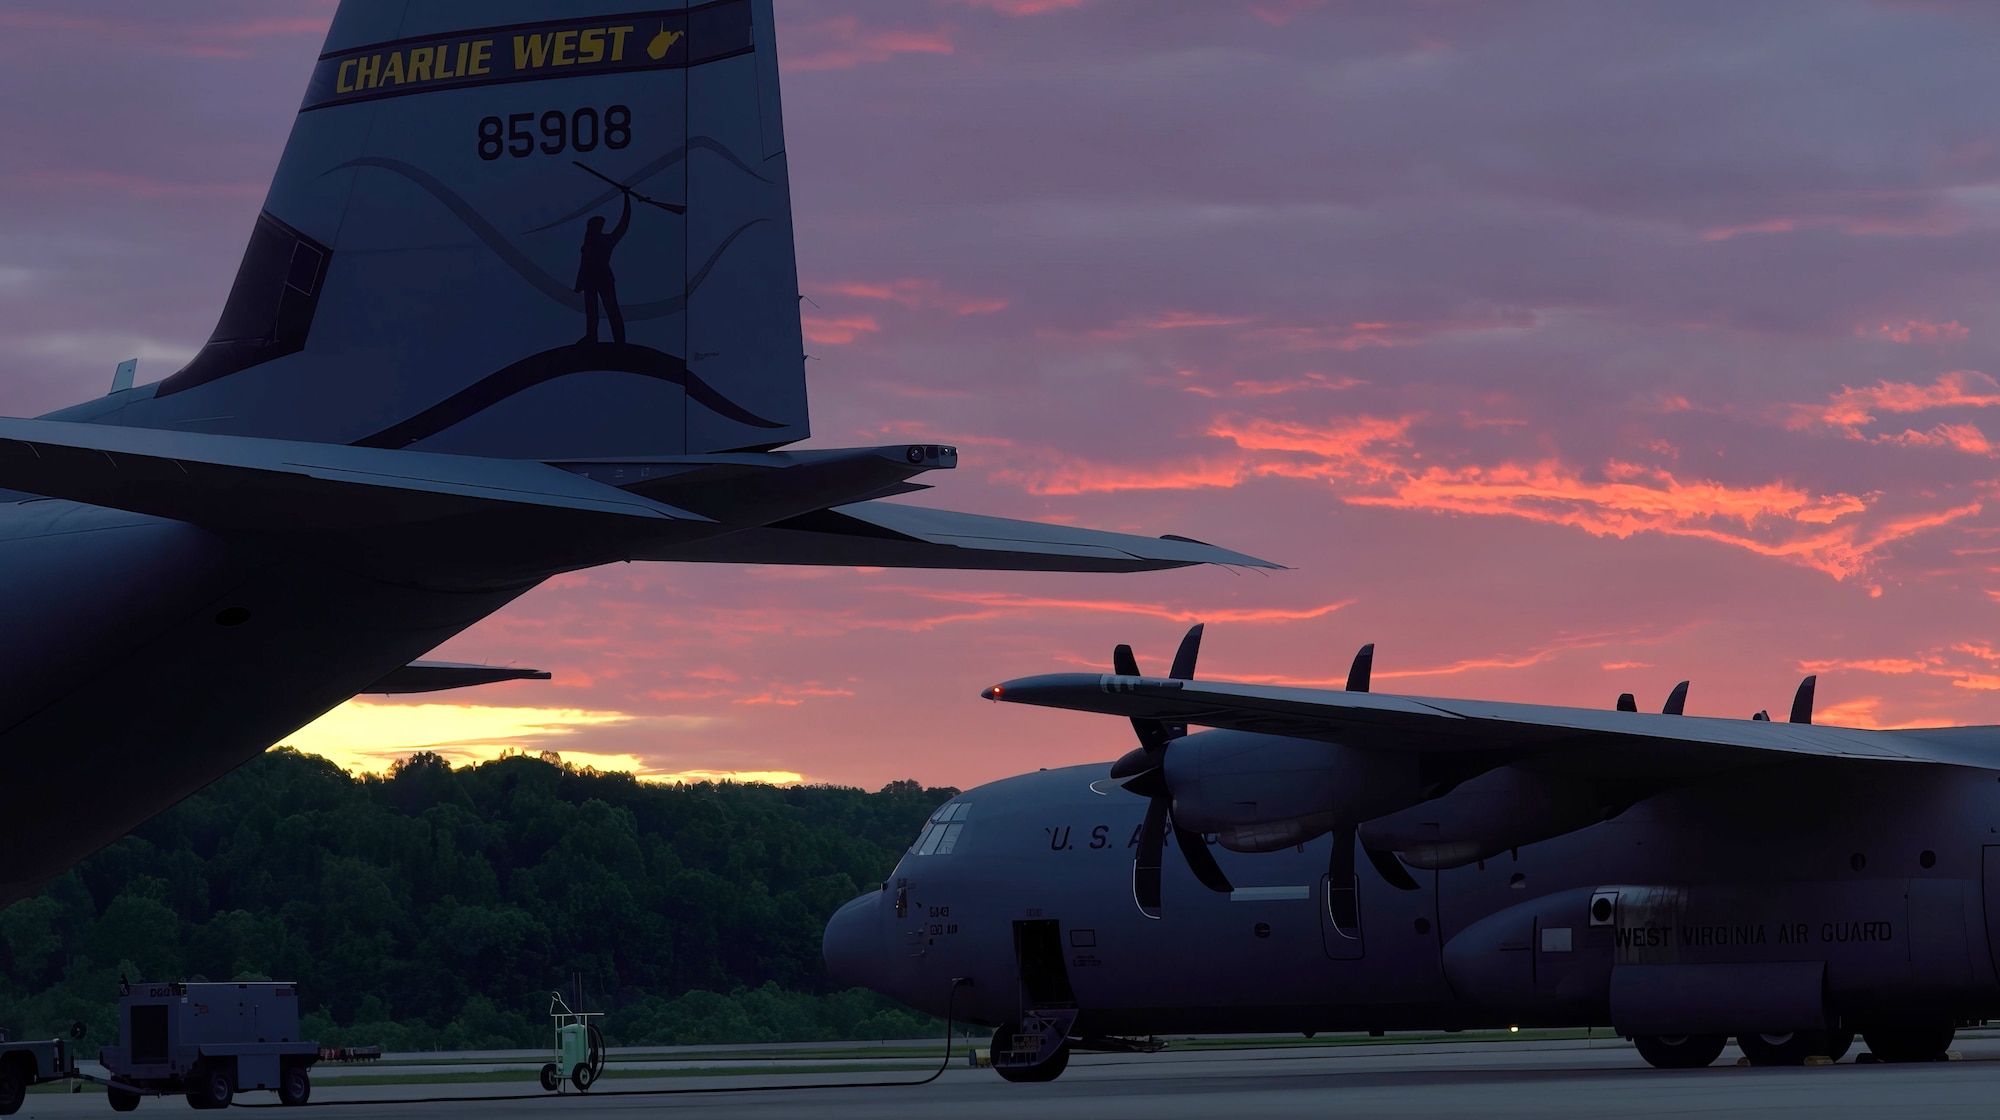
[53,1,807,460]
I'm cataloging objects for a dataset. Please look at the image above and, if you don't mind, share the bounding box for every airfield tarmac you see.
[14,1034,2000,1119]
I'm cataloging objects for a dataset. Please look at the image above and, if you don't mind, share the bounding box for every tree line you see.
[0,749,953,1049]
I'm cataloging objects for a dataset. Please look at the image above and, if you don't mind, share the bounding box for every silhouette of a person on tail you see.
[575,192,632,344]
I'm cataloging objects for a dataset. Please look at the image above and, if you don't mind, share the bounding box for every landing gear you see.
[1632,1034,1728,1069]
[991,1021,1072,1083]
[1861,1025,1954,1062]
[1735,1030,1853,1066]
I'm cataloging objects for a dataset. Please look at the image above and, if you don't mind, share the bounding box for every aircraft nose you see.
[823,890,889,993]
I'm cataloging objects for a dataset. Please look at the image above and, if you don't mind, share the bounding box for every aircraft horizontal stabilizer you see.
[365,661,552,695]
[650,500,1281,573]
[0,418,702,533]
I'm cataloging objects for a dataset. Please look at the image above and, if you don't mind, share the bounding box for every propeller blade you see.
[1112,644,1140,678]
[1364,843,1421,891]
[1133,797,1168,919]
[1615,693,1637,712]
[1326,828,1359,933]
[1168,623,1204,680]
[1662,681,1689,716]
[1112,643,1173,752]
[1789,675,1816,725]
[1345,643,1374,693]
[1172,818,1233,894]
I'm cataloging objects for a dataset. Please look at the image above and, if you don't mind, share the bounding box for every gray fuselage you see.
[825,750,2000,1035]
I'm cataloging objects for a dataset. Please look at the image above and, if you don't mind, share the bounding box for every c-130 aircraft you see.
[826,625,2000,1079]
[0,1,1271,906]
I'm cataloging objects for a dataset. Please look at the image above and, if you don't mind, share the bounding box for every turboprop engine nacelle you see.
[1358,765,1625,869]
[1162,729,1420,852]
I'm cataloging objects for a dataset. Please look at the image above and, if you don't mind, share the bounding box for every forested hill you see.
[0,749,955,1048]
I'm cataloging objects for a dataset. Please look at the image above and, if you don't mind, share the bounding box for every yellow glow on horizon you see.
[276,699,801,785]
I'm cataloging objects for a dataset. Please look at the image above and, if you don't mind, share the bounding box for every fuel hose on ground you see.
[226,978,972,1108]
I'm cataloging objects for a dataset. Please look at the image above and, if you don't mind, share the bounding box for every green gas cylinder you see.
[559,1022,590,1072]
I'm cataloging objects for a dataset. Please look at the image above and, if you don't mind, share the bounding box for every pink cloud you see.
[821,278,1007,314]
[785,15,953,71]
[801,314,880,344]
[1873,319,1968,344]
[1788,370,2000,432]
[948,0,1087,14]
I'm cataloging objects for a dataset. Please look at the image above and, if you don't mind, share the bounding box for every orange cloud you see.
[1132,311,1253,329]
[950,0,1087,13]
[1875,422,1994,455]
[1798,657,1934,674]
[822,278,1007,315]
[802,314,879,344]
[1181,373,1366,399]
[992,455,1269,496]
[786,16,952,71]
[887,589,1351,626]
[1788,370,2000,432]
[1874,319,1969,344]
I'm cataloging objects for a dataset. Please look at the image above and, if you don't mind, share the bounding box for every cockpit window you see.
[909,801,971,855]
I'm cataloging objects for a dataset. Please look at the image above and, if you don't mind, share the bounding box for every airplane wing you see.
[982,673,2000,771]
[365,661,552,694]
[649,502,1280,573]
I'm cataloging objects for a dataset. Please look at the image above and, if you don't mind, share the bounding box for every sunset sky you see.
[9,1,2000,790]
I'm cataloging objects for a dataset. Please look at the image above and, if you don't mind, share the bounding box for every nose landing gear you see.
[990,1011,1075,1083]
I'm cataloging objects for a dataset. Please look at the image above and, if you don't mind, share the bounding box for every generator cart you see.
[98,981,319,1110]
[0,1024,84,1114]
[538,992,605,1092]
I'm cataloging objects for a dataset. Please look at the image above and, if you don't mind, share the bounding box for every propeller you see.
[1789,675,1816,725]
[1108,625,1231,918]
[1345,643,1374,693]
[1662,681,1689,716]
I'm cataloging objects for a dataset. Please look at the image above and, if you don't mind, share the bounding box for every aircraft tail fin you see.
[57,1,807,459]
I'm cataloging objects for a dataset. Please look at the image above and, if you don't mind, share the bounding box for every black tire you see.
[990,1023,1071,1083]
[571,1062,594,1091]
[539,1062,560,1092]
[1632,1034,1728,1069]
[0,1057,24,1116]
[107,1087,139,1113]
[1862,1025,1955,1062]
[1737,1030,1846,1066]
[278,1065,310,1106]
[186,1061,232,1110]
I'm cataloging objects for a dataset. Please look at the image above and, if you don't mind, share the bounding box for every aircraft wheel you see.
[1736,1030,1843,1066]
[539,1062,561,1091]
[278,1065,311,1106]
[1862,1025,1955,1062]
[107,1087,139,1112]
[990,1024,1071,1083]
[1631,1034,1727,1069]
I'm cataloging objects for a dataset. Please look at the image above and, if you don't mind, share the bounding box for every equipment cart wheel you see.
[186,1061,234,1110]
[539,1063,560,1091]
[107,1086,139,1112]
[0,1058,24,1116]
[278,1064,311,1106]
[0,1056,24,1115]
[571,1062,594,1091]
